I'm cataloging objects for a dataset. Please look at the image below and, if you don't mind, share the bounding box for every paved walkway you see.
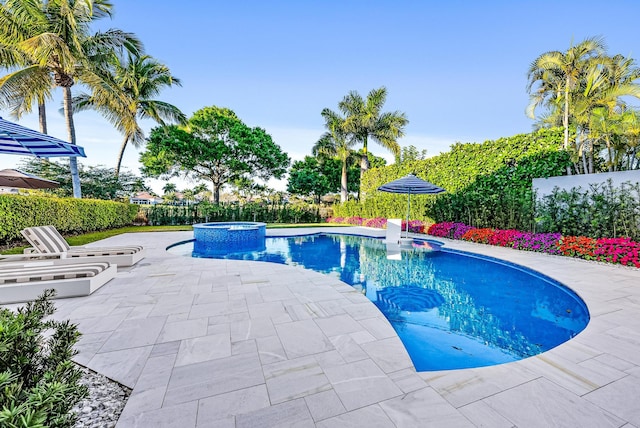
[38,228,640,427]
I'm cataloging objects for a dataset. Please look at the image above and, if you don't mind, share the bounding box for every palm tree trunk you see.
[63,86,82,198]
[340,159,348,202]
[360,152,369,177]
[564,79,571,175]
[115,135,129,177]
[38,102,47,134]
[36,102,49,170]
[360,137,369,201]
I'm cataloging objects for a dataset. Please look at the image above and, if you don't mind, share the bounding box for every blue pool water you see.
[168,233,590,371]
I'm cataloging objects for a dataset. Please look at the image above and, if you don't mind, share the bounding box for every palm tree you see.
[0,0,56,132]
[162,182,177,194]
[526,36,606,158]
[569,53,640,173]
[313,108,355,202]
[71,53,186,176]
[337,87,408,183]
[0,0,141,197]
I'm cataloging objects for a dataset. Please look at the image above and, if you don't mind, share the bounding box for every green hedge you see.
[335,128,570,230]
[140,201,323,226]
[0,194,138,245]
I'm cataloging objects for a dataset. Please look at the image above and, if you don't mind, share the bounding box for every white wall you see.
[533,170,640,198]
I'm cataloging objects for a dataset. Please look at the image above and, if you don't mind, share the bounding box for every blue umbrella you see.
[0,117,86,158]
[377,174,446,237]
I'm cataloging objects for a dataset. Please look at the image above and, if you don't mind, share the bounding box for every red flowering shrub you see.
[557,236,598,260]
[461,228,495,244]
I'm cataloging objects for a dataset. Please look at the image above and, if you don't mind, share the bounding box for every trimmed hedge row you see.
[0,194,138,245]
[140,202,323,226]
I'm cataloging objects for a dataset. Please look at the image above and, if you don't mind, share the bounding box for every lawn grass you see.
[1,223,345,254]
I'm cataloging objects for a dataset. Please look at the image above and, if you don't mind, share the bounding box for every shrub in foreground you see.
[0,290,87,427]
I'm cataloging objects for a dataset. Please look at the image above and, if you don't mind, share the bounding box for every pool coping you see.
[22,227,640,427]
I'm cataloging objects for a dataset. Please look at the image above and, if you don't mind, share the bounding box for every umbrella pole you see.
[405,191,411,238]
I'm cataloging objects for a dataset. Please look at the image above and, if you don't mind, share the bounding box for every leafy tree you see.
[398,145,428,164]
[140,106,290,203]
[287,156,333,203]
[20,158,147,200]
[0,0,142,197]
[71,53,186,176]
[333,87,408,186]
[232,177,267,203]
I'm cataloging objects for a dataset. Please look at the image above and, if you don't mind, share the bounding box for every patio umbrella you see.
[377,174,446,237]
[0,117,86,158]
[0,168,59,189]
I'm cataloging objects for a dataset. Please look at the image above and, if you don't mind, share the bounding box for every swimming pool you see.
[168,233,590,371]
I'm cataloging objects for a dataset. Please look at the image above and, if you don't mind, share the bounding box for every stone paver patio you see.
[24,227,640,427]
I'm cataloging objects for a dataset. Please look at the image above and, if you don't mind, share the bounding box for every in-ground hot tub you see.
[192,222,266,256]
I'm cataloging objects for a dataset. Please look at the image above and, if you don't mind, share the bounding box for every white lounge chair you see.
[0,257,116,304]
[21,225,144,267]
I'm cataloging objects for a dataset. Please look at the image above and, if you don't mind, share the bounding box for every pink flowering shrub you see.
[513,232,562,254]
[426,222,471,239]
[487,229,522,247]
[402,220,427,234]
[363,217,387,229]
[451,223,474,239]
[427,222,455,237]
[594,237,640,267]
[344,216,364,225]
[328,216,432,233]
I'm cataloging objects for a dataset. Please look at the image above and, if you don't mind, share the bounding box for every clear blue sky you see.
[2,0,639,192]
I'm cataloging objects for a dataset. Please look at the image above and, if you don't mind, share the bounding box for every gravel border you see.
[72,365,131,428]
